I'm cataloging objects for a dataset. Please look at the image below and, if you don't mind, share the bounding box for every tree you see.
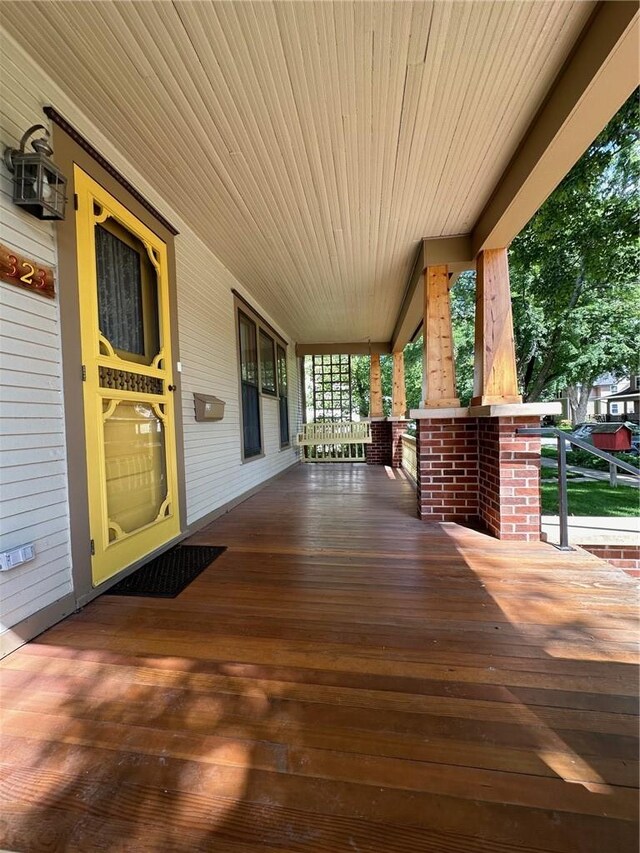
[508,90,639,418]
[450,91,639,420]
[451,272,476,407]
[351,340,424,417]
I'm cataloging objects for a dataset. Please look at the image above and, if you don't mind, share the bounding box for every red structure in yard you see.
[591,423,632,452]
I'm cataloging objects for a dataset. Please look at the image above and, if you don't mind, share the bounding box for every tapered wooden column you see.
[369,353,383,417]
[472,248,522,406]
[391,351,406,417]
[421,265,460,408]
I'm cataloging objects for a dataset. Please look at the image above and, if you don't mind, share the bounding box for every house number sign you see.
[0,241,55,299]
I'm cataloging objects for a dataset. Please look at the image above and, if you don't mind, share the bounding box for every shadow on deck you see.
[1,464,638,852]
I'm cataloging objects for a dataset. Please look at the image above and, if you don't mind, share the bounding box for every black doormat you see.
[105,545,226,598]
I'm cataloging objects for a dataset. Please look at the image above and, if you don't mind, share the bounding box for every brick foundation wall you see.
[416,418,479,522]
[581,545,640,577]
[365,420,392,466]
[478,417,541,541]
[390,421,408,468]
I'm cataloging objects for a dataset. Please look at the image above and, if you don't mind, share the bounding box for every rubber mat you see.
[104,545,226,598]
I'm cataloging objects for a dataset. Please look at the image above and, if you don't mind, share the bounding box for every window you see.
[259,330,277,395]
[238,311,261,458]
[277,344,289,447]
[635,377,640,391]
[610,403,619,415]
[236,296,289,461]
[611,385,618,394]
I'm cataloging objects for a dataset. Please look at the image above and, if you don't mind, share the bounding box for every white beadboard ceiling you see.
[2,1,594,343]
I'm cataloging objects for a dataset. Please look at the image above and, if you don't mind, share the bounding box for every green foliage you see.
[449,91,640,408]
[451,272,476,406]
[351,339,423,418]
[509,90,640,402]
[541,481,639,517]
[566,448,639,472]
[540,444,638,470]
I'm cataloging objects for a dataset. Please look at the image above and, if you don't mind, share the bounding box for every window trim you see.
[234,296,288,463]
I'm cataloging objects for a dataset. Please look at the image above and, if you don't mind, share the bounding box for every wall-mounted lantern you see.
[3,124,67,220]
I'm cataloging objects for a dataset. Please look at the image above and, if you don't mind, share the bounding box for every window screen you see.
[259,330,276,395]
[238,311,261,457]
[277,344,289,447]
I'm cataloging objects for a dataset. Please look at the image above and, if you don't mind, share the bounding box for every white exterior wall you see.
[0,34,300,644]
[176,245,300,526]
[0,48,73,637]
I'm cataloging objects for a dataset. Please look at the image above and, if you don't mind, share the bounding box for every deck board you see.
[1,464,638,852]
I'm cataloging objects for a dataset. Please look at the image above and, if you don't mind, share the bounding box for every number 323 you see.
[7,254,47,288]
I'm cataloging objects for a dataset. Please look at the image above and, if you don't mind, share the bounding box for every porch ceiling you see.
[2,1,596,342]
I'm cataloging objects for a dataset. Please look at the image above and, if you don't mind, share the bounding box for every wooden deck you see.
[1,464,638,852]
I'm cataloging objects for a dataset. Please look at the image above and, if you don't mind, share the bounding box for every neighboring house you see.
[557,374,628,421]
[604,374,640,422]
[589,374,629,417]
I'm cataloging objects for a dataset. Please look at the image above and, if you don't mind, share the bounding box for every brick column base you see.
[390,420,409,468]
[416,418,479,522]
[478,417,541,541]
[365,420,392,465]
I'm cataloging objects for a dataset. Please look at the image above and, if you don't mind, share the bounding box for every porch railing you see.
[401,433,417,483]
[297,421,371,462]
[517,426,640,550]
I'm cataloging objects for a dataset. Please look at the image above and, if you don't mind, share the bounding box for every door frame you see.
[53,120,187,607]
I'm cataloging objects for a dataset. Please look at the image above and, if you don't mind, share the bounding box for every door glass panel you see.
[103,400,167,535]
[95,218,160,364]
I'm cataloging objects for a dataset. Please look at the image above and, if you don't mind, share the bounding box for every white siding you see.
[176,241,300,526]
[0,48,73,634]
[0,34,300,640]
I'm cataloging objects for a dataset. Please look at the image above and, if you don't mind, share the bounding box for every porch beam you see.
[296,341,391,357]
[391,351,406,418]
[471,1,639,255]
[421,264,460,409]
[369,353,383,418]
[471,248,522,406]
[391,3,638,353]
[391,236,474,353]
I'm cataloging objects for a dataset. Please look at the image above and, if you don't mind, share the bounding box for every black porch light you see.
[3,124,67,220]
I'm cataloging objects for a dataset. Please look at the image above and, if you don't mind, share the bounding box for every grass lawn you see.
[541,480,639,517]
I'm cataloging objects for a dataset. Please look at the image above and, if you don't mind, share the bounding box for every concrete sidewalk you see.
[540,456,640,488]
[541,515,639,546]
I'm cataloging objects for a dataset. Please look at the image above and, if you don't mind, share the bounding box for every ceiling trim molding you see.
[43,106,179,236]
[470,1,639,255]
[296,342,391,357]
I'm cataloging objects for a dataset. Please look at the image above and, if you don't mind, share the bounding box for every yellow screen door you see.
[75,167,180,586]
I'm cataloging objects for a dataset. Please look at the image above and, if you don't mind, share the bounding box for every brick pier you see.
[413,408,549,542]
[365,419,392,466]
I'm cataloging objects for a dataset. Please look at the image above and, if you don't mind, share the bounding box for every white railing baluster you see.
[296,421,372,462]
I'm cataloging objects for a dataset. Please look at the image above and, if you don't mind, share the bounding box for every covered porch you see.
[1,464,638,851]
